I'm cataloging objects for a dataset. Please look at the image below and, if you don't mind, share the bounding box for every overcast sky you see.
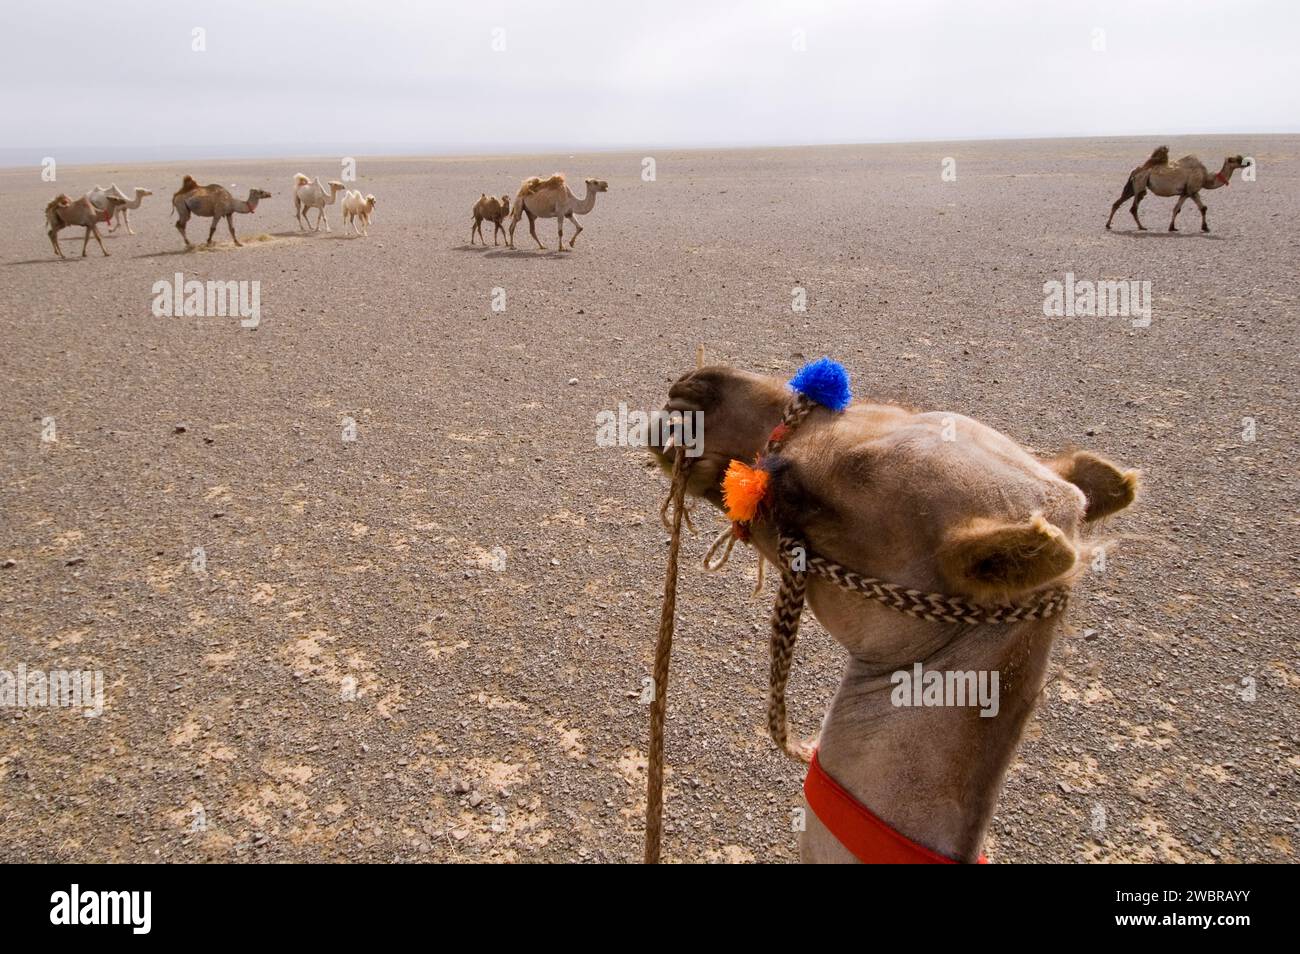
[2,0,1296,162]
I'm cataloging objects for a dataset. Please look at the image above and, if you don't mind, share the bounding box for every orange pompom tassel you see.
[723,459,770,524]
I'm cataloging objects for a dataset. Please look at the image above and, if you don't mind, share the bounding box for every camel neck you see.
[1210,162,1235,189]
[573,185,599,215]
[812,617,1056,862]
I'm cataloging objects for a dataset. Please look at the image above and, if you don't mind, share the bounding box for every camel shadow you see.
[452,244,493,253]
[128,247,204,259]
[3,257,84,267]
[1107,229,1227,241]
[482,248,570,260]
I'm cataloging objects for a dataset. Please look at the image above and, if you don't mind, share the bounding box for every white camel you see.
[292,174,346,232]
[341,190,377,236]
[87,185,153,235]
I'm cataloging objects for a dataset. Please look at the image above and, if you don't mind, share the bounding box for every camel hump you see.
[46,194,71,212]
[519,173,565,196]
[1142,145,1169,169]
[173,175,201,198]
[294,173,311,186]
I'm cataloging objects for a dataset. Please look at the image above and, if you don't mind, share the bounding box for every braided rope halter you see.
[712,360,1071,762]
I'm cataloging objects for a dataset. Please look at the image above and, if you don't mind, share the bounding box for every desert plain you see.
[1,136,1296,862]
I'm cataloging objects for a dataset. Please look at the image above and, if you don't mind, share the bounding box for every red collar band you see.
[804,751,988,864]
[1215,171,1230,186]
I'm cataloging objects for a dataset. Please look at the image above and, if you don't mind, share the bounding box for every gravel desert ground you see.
[1,136,1296,862]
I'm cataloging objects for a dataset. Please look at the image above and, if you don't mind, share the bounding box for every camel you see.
[341,190,377,236]
[85,185,129,227]
[93,186,152,234]
[506,173,607,250]
[652,364,1138,863]
[172,175,271,249]
[45,193,130,258]
[293,174,346,232]
[1106,146,1251,232]
[470,193,511,246]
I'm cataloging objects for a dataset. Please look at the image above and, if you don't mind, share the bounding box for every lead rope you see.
[645,446,688,864]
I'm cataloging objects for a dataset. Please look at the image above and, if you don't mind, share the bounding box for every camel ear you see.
[939,513,1077,601]
[1049,451,1139,521]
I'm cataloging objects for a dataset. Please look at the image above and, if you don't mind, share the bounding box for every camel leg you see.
[527,211,544,250]
[556,214,565,251]
[81,226,92,257]
[48,227,64,259]
[320,207,331,232]
[493,220,503,246]
[1191,192,1209,232]
[1129,191,1147,230]
[295,200,305,230]
[1168,194,1187,232]
[90,223,109,256]
[227,214,242,247]
[1106,179,1135,230]
[565,212,583,248]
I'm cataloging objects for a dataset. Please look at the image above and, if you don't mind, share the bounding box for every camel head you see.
[328,181,346,194]
[652,365,1138,641]
[585,178,609,193]
[500,194,511,213]
[1227,155,1250,170]
[134,188,154,198]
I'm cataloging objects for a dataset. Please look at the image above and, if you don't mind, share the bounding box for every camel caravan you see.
[37,142,1251,259]
[650,359,1138,862]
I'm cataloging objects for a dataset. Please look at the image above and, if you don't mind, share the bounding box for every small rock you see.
[173,425,188,434]
[467,791,484,808]
[567,378,579,386]
[2,559,15,569]
[452,778,471,794]
[65,557,86,567]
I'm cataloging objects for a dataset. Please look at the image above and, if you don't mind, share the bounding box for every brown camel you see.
[1106,146,1251,232]
[45,193,129,259]
[652,365,1138,863]
[172,175,272,248]
[470,193,511,246]
[506,173,608,250]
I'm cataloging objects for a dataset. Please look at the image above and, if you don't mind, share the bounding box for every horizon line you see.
[2,129,1292,171]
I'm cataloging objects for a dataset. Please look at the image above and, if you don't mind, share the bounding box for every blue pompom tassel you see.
[789,358,851,412]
